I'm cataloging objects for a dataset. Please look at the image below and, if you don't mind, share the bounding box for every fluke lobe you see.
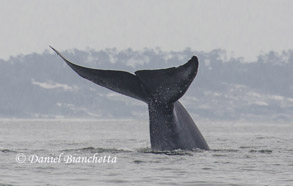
[50,46,209,151]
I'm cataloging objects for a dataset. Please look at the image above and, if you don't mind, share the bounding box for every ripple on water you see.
[239,146,255,149]
[0,149,17,153]
[211,149,239,153]
[249,149,273,154]
[61,147,134,154]
[0,184,14,186]
[133,160,144,164]
[138,148,207,156]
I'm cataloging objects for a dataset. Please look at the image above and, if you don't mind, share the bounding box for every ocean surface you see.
[0,119,292,186]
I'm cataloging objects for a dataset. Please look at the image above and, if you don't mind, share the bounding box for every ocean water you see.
[0,119,292,186]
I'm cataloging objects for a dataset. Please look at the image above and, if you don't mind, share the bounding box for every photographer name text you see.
[16,153,117,164]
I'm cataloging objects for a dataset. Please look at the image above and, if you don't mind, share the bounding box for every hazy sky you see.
[1,0,293,61]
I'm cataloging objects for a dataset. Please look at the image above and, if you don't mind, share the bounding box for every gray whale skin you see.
[50,46,209,151]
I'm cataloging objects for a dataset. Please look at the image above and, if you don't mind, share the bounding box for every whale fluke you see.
[135,56,198,104]
[51,46,209,151]
[50,46,149,102]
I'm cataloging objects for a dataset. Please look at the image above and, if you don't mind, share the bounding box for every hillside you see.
[0,48,292,121]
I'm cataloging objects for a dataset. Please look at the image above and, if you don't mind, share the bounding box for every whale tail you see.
[50,46,198,104]
[50,46,149,102]
[135,56,198,104]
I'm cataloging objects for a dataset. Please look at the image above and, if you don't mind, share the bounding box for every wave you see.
[60,147,134,154]
[0,149,17,153]
[210,149,239,153]
[60,146,209,156]
[137,147,207,156]
[211,148,273,154]
[0,184,14,186]
[249,149,273,154]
